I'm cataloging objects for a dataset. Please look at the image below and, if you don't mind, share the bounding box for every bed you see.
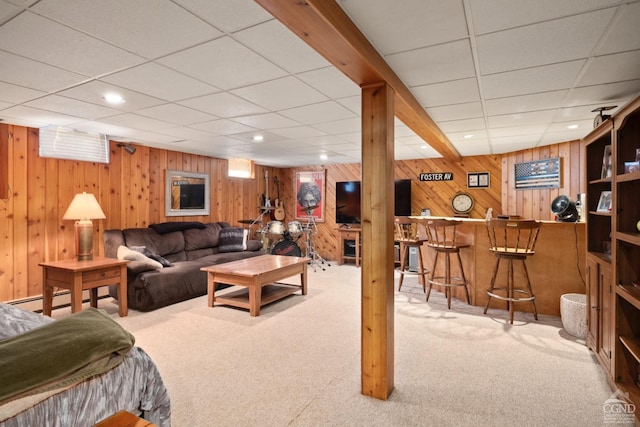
[0,303,171,426]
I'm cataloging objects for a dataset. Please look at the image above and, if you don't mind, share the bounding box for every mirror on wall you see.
[165,170,210,216]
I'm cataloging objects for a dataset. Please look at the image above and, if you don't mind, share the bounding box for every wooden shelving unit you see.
[585,95,640,421]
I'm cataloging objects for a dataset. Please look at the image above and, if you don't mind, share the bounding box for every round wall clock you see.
[451,192,474,214]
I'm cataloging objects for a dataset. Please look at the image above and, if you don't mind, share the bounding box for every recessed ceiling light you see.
[103,92,124,104]
[320,154,328,161]
[567,124,579,129]
[464,134,474,139]
[252,135,264,142]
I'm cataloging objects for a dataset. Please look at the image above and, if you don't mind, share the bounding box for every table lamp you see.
[63,192,106,260]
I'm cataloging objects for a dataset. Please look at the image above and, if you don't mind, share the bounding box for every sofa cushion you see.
[183,222,223,251]
[122,228,185,259]
[149,221,206,234]
[129,246,173,267]
[117,246,162,270]
[218,227,248,252]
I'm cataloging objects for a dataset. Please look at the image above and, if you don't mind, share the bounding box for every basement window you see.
[39,126,109,163]
[228,158,254,179]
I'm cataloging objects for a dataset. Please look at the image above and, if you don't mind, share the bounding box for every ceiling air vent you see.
[39,126,109,163]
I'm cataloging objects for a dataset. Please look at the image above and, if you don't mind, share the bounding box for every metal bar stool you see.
[424,219,471,309]
[394,217,429,292]
[484,218,542,324]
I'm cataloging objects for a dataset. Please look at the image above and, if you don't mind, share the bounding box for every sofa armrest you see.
[127,261,158,275]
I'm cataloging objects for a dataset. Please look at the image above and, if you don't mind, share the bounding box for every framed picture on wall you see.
[294,170,326,222]
[467,172,490,188]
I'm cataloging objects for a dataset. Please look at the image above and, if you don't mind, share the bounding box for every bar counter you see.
[411,217,586,317]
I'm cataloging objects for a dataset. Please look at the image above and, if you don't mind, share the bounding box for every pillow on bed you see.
[117,246,163,270]
[129,246,172,267]
[218,228,248,252]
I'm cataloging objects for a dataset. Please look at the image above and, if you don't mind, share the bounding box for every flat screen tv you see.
[335,179,412,225]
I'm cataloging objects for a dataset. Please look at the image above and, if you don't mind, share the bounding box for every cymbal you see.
[303,204,319,211]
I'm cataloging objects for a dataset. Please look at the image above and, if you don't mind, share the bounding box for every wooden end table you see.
[201,254,308,317]
[95,410,157,427]
[39,257,129,317]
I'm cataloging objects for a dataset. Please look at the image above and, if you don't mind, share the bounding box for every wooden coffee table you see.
[201,255,308,316]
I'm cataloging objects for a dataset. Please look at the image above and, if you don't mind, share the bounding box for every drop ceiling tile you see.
[482,60,586,99]
[173,0,272,33]
[339,0,468,55]
[136,104,217,126]
[447,130,489,142]
[0,12,144,76]
[453,140,492,157]
[24,95,121,120]
[553,103,621,122]
[158,126,218,141]
[189,119,256,135]
[31,0,221,58]
[0,105,80,126]
[490,133,542,144]
[101,113,176,131]
[0,100,11,110]
[412,78,480,107]
[297,67,360,99]
[234,20,329,74]
[488,110,556,128]
[578,50,640,86]
[158,37,287,90]
[426,102,484,122]
[386,39,475,86]
[476,9,614,75]
[484,91,568,116]
[312,117,361,134]
[231,113,300,129]
[566,80,640,105]
[179,92,267,118]
[335,96,361,116]
[469,0,620,35]
[437,117,487,133]
[270,126,327,139]
[101,63,220,102]
[0,50,86,92]
[596,2,640,55]
[280,101,356,125]
[0,82,45,104]
[0,1,21,22]
[57,81,166,112]
[231,76,328,111]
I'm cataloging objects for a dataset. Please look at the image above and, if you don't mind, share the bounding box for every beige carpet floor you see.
[58,264,621,426]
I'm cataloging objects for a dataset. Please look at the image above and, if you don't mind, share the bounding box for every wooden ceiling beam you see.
[255,0,461,161]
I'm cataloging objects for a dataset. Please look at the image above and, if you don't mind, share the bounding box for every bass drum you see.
[271,239,302,257]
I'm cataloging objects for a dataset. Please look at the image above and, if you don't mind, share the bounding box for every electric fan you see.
[551,195,578,222]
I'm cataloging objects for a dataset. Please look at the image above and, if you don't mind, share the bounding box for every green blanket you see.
[0,308,135,405]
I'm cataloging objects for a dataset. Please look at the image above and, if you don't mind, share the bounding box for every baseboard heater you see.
[7,288,111,313]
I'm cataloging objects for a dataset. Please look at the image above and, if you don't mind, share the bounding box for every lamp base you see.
[75,220,94,261]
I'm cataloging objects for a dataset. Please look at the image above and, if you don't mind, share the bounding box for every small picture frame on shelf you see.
[601,145,612,179]
[596,190,612,213]
[625,161,640,174]
[420,208,431,216]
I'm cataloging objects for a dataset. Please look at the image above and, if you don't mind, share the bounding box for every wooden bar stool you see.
[424,219,470,309]
[394,217,429,292]
[484,218,542,324]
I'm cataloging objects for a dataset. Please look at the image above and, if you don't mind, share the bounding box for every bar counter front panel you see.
[408,217,585,317]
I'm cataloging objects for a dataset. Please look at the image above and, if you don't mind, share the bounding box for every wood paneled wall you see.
[0,123,584,302]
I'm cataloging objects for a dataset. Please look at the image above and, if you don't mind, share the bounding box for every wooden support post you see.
[361,82,395,399]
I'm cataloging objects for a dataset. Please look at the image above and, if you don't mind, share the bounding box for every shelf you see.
[588,177,613,185]
[588,251,612,263]
[620,336,640,364]
[618,284,640,310]
[617,171,640,183]
[618,232,640,247]
[588,210,612,217]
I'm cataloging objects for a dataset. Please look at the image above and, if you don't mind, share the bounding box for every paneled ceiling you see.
[1,0,639,166]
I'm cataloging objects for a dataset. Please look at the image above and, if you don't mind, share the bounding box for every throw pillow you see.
[117,245,163,270]
[129,246,173,267]
[218,228,248,252]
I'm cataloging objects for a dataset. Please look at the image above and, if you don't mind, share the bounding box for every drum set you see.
[240,205,330,272]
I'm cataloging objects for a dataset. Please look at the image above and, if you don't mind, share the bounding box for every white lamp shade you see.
[62,192,106,220]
